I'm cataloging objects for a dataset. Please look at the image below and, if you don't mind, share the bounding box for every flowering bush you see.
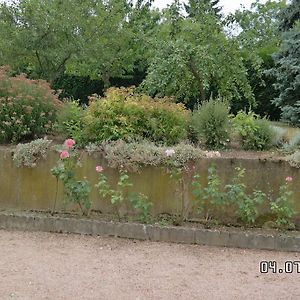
[0,66,61,143]
[51,139,91,215]
[83,87,189,145]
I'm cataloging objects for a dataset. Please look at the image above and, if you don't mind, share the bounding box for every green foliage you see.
[0,0,136,84]
[56,100,84,145]
[96,140,204,171]
[225,167,247,205]
[270,182,296,228]
[191,174,203,208]
[0,67,60,143]
[268,0,300,124]
[192,165,295,227]
[96,168,153,221]
[192,99,229,149]
[225,167,265,224]
[203,165,224,208]
[13,138,52,168]
[129,193,153,223]
[236,190,266,225]
[232,111,274,150]
[227,1,286,119]
[51,140,91,215]
[141,3,254,108]
[83,87,189,145]
[96,169,133,219]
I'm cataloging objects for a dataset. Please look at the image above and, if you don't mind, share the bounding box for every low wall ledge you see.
[0,211,299,252]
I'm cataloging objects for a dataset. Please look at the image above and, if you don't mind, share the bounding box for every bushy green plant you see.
[56,100,84,145]
[129,193,153,223]
[270,177,295,228]
[236,190,266,225]
[224,167,265,225]
[192,99,229,149]
[96,168,133,220]
[13,138,52,168]
[232,111,274,150]
[83,87,189,145]
[51,139,91,215]
[0,67,61,143]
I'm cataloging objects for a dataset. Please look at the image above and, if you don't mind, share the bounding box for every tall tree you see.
[184,0,222,19]
[141,0,253,108]
[228,0,286,118]
[270,0,300,124]
[0,0,135,86]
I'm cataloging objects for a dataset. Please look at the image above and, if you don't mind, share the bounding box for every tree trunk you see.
[188,58,206,104]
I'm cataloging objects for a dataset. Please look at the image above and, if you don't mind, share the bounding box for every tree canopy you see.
[0,0,298,121]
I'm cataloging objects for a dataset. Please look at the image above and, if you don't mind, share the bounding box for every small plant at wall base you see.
[225,167,266,225]
[96,167,132,220]
[129,193,153,223]
[165,148,196,225]
[51,139,91,216]
[95,166,153,222]
[270,176,296,229]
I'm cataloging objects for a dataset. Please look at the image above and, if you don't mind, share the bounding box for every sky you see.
[0,1,268,15]
[153,0,266,14]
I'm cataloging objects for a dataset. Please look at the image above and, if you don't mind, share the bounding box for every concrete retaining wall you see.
[1,147,300,218]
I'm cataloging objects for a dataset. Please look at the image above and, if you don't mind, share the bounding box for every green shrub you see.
[0,66,61,143]
[83,87,189,145]
[56,100,84,145]
[270,178,295,229]
[129,193,153,223]
[192,99,229,149]
[232,111,274,150]
[93,140,204,171]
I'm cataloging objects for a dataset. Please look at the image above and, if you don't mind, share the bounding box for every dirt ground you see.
[0,230,299,300]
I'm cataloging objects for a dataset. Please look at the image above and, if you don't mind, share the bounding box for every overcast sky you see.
[153,0,266,14]
[0,1,268,15]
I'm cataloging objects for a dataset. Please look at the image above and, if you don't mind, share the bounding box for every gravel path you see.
[0,230,299,300]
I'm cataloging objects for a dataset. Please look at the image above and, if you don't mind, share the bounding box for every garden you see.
[0,0,300,238]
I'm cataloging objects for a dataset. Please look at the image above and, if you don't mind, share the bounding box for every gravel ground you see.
[0,230,299,300]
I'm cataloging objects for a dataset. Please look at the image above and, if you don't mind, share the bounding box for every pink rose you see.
[64,139,75,149]
[96,165,104,173]
[60,150,70,159]
[286,176,293,182]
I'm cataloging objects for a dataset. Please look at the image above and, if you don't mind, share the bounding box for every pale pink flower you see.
[165,149,175,157]
[286,176,293,182]
[60,150,70,159]
[64,139,75,149]
[96,165,104,173]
